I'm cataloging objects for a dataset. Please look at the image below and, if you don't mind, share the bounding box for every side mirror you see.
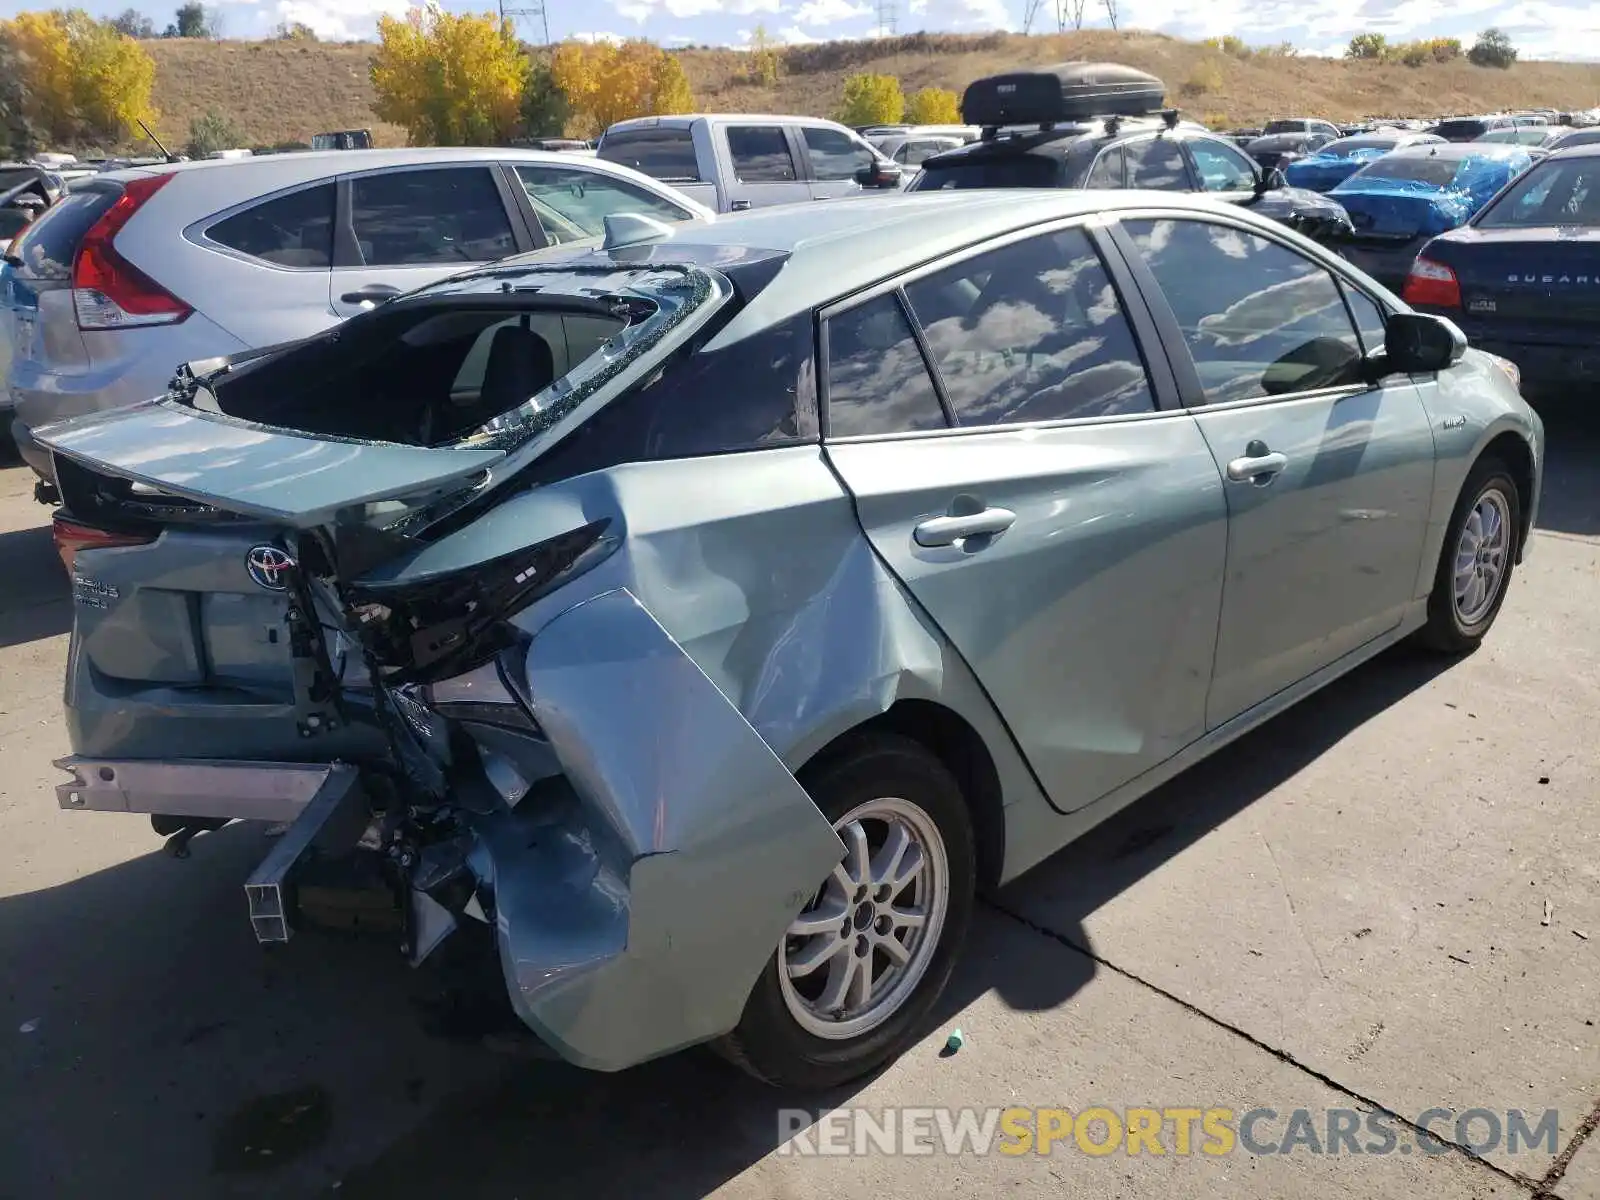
[855,160,902,189]
[1379,311,1468,374]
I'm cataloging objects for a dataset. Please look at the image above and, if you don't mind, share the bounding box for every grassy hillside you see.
[144,29,1600,150]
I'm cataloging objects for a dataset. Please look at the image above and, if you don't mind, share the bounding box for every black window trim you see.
[1105,208,1390,414]
[817,213,1179,443]
[334,160,533,270]
[188,177,340,272]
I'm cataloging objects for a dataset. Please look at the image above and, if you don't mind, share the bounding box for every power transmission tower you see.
[500,0,550,44]
[874,0,897,38]
[1022,0,1045,34]
[1103,0,1117,28]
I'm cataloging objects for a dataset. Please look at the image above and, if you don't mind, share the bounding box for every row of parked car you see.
[24,59,1547,1092]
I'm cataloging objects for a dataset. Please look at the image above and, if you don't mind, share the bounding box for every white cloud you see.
[607,0,778,22]
[792,0,871,25]
[272,0,407,40]
[780,24,825,42]
[568,30,627,43]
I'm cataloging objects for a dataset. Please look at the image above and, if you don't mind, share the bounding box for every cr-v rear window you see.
[596,129,701,182]
[9,184,119,279]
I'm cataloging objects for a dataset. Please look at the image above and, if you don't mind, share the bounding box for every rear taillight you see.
[72,173,191,330]
[1401,256,1461,309]
[52,516,157,576]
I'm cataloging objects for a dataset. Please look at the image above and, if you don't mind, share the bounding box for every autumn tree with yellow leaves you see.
[550,39,694,138]
[2,9,155,145]
[905,87,960,125]
[837,73,904,127]
[371,7,524,146]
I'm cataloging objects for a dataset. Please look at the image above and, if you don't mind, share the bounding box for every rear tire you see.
[714,734,975,1090]
[1417,456,1520,654]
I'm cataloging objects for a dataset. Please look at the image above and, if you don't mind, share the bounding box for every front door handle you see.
[340,283,402,306]
[913,507,1017,548]
[729,199,753,211]
[1226,450,1289,484]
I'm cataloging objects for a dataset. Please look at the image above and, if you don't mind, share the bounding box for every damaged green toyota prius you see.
[36,190,1542,1088]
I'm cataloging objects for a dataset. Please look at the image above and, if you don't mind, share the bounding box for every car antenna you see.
[137,118,180,164]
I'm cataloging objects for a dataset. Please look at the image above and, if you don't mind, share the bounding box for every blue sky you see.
[2,0,1596,60]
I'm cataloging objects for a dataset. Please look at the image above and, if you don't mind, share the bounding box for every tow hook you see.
[33,478,60,506]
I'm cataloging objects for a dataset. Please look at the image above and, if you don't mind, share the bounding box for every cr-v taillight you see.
[72,173,192,330]
[52,516,157,576]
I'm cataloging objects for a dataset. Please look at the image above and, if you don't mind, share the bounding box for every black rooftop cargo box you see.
[962,62,1166,128]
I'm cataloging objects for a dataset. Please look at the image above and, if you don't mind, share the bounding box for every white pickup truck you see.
[595,113,904,212]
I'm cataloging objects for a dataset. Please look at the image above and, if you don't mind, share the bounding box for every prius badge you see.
[246,545,297,592]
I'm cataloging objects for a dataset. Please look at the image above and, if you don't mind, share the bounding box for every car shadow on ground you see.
[0,524,68,649]
[0,645,1453,1200]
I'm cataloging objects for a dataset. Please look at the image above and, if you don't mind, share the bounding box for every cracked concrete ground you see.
[1,405,1597,1199]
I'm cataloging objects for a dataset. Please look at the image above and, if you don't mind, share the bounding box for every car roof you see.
[1546,142,1600,160]
[605,113,855,132]
[492,190,1303,352]
[85,147,712,221]
[1387,141,1521,160]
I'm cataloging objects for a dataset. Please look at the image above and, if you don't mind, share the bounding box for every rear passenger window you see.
[351,168,515,266]
[727,126,798,183]
[903,227,1154,425]
[208,183,335,268]
[826,292,948,437]
[596,128,701,181]
[1126,217,1366,403]
[1124,137,1189,189]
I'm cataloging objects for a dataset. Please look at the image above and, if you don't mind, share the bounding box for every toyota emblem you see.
[245,545,297,592]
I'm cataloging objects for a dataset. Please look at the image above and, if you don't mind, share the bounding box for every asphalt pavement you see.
[1,406,1597,1200]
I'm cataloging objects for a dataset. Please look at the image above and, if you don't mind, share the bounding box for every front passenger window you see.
[1124,137,1189,190]
[1124,217,1366,403]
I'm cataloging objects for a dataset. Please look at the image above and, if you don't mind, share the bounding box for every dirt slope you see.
[144,29,1600,150]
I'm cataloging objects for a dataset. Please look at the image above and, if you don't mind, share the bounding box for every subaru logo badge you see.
[245,545,296,592]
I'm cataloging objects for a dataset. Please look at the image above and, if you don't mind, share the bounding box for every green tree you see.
[185,106,239,156]
[108,8,154,37]
[170,1,207,36]
[521,55,570,138]
[1468,27,1517,68]
[748,23,781,87]
[0,33,40,158]
[838,72,903,127]
[272,20,317,39]
[1345,32,1388,60]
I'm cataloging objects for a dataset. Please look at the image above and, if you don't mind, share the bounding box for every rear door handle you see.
[913,507,1017,548]
[1225,452,1289,483]
[340,283,402,306]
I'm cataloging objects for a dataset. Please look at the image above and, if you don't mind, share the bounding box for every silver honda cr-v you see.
[3,147,709,494]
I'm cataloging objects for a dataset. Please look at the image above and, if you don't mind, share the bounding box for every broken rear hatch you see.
[37,256,733,763]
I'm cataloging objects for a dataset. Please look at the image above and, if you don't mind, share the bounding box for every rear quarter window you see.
[207,183,335,268]
[9,184,118,279]
[597,129,701,182]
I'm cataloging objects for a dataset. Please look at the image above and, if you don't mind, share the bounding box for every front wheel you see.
[1417,456,1521,653]
[714,735,975,1090]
